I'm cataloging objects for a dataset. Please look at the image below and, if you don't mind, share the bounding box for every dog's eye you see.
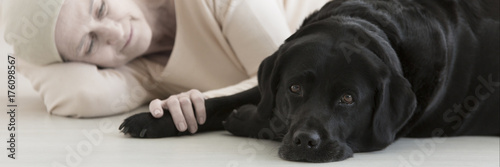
[341,94,354,104]
[290,85,302,94]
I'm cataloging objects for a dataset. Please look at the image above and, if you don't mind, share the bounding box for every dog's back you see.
[402,0,499,137]
[304,0,499,137]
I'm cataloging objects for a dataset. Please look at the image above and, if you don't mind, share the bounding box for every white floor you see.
[0,23,499,167]
[0,70,497,167]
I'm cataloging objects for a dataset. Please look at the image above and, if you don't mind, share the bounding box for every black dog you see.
[120,0,499,162]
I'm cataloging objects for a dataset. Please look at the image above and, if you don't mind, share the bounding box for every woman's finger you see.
[165,96,188,132]
[149,99,164,118]
[179,95,198,133]
[189,90,206,125]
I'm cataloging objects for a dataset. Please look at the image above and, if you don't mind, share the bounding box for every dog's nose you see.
[292,130,321,149]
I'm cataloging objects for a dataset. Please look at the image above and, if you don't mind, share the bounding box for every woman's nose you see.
[94,19,124,46]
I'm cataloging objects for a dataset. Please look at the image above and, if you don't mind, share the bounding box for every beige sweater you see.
[18,0,330,117]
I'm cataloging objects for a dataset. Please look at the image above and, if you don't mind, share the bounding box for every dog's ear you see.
[372,74,416,148]
[256,52,282,119]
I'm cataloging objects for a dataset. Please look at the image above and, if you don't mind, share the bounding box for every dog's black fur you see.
[120,0,499,162]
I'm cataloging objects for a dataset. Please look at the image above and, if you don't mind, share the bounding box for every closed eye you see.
[97,0,107,19]
[86,33,97,55]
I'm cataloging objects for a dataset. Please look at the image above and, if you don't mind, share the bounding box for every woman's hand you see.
[149,89,206,133]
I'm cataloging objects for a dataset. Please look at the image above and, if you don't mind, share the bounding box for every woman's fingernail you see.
[154,110,161,116]
[190,126,197,134]
[179,122,187,131]
[198,117,205,125]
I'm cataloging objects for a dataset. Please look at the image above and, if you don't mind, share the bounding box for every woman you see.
[2,0,329,134]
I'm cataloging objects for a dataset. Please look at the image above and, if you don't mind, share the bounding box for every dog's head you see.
[257,17,416,162]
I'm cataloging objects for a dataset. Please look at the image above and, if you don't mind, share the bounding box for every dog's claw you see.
[140,129,147,137]
[122,127,130,134]
[222,121,226,125]
[119,122,126,130]
[232,109,238,114]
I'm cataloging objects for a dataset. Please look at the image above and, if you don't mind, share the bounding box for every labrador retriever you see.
[120,0,499,162]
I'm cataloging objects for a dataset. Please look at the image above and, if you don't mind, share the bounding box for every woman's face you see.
[55,0,152,67]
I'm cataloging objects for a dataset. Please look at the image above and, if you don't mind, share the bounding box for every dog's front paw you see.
[223,104,265,137]
[119,112,183,138]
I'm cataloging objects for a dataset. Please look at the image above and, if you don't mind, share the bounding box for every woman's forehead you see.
[59,0,93,24]
[55,0,93,60]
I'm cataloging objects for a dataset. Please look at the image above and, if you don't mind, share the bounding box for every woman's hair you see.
[2,0,65,65]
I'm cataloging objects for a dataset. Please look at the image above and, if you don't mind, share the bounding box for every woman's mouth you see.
[123,25,133,50]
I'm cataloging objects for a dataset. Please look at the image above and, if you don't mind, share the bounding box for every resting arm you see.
[19,59,159,117]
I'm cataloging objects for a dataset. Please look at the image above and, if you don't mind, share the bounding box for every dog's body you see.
[120,0,499,162]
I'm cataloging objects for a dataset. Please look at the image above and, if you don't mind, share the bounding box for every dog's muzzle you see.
[278,129,353,162]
